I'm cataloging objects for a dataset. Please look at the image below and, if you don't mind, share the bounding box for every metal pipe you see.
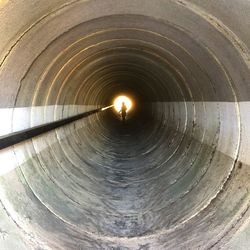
[0,0,250,249]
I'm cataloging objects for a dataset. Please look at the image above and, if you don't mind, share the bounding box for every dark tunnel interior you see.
[1,1,250,249]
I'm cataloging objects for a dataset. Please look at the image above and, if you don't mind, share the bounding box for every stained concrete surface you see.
[0,0,250,249]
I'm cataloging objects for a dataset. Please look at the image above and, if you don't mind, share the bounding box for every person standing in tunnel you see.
[120,102,127,122]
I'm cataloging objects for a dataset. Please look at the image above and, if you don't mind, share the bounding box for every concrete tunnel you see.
[0,0,250,249]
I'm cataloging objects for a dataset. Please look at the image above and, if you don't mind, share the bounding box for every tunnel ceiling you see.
[1,0,250,249]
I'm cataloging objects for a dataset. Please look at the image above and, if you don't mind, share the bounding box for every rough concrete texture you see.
[0,0,250,249]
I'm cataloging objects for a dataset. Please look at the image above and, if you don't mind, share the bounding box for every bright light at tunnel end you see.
[113,95,133,113]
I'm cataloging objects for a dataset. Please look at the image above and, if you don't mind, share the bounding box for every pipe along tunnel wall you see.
[0,0,250,249]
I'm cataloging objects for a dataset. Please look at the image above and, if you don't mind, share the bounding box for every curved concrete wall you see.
[0,0,250,249]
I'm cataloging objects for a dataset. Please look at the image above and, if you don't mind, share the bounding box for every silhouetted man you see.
[120,102,127,122]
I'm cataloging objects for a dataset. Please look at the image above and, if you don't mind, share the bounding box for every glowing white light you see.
[113,96,132,113]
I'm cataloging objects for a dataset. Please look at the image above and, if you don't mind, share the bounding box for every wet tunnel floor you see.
[0,112,237,237]
[0,108,250,249]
